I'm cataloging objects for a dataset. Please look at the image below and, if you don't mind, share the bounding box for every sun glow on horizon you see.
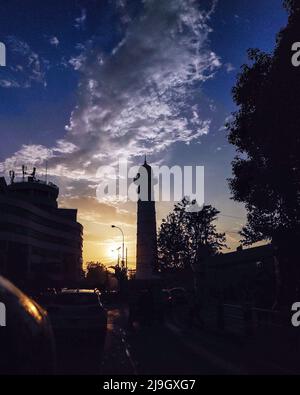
[107,243,122,260]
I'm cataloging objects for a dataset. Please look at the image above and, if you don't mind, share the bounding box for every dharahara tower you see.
[135,158,158,280]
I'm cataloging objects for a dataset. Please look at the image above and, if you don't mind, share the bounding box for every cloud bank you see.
[0,0,221,182]
[0,36,47,88]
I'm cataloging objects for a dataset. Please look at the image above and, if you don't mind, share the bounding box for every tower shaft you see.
[136,201,158,279]
[135,159,158,280]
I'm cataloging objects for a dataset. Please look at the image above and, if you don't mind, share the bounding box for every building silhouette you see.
[135,158,158,280]
[0,171,83,288]
[192,244,276,308]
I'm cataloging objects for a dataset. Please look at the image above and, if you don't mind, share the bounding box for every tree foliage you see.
[283,0,300,14]
[227,1,300,303]
[86,261,108,289]
[158,198,226,270]
[227,2,300,248]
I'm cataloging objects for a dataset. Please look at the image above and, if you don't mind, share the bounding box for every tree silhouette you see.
[227,1,300,304]
[158,198,226,270]
[86,261,108,289]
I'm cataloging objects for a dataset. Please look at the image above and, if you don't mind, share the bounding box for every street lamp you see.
[111,225,125,267]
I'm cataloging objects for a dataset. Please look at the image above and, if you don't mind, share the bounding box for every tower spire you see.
[144,154,147,165]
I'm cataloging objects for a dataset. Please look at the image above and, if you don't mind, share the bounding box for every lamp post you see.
[111,225,125,268]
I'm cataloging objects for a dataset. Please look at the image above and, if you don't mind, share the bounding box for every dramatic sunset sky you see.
[0,0,287,268]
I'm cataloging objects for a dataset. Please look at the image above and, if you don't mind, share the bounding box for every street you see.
[54,304,243,375]
[100,307,241,375]
[52,301,300,376]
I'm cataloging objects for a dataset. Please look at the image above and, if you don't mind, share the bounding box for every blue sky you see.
[0,0,288,264]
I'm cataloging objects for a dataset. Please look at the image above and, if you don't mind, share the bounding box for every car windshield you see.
[54,293,99,306]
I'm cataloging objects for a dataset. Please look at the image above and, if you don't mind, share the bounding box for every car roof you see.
[61,289,99,294]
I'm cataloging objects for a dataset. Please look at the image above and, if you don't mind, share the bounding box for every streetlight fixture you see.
[111,225,125,267]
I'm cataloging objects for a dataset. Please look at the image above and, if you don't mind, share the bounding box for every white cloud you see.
[1,0,221,183]
[64,0,220,171]
[54,140,78,154]
[0,79,19,88]
[68,53,86,70]
[49,36,59,47]
[74,9,87,29]
[0,145,53,174]
[219,114,233,132]
[0,36,46,88]
[224,62,235,73]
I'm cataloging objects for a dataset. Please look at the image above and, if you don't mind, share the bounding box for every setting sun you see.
[107,244,122,260]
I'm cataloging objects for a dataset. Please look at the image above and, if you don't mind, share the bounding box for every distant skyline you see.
[0,0,288,267]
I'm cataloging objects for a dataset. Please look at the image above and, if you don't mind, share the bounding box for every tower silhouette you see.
[135,158,158,280]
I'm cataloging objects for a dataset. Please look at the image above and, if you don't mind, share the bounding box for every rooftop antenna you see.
[31,167,36,180]
[22,165,27,182]
[45,161,48,183]
[9,170,15,185]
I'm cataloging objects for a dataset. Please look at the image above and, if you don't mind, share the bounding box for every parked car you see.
[168,287,188,306]
[0,276,56,374]
[47,289,107,347]
[34,288,58,307]
[101,290,120,306]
